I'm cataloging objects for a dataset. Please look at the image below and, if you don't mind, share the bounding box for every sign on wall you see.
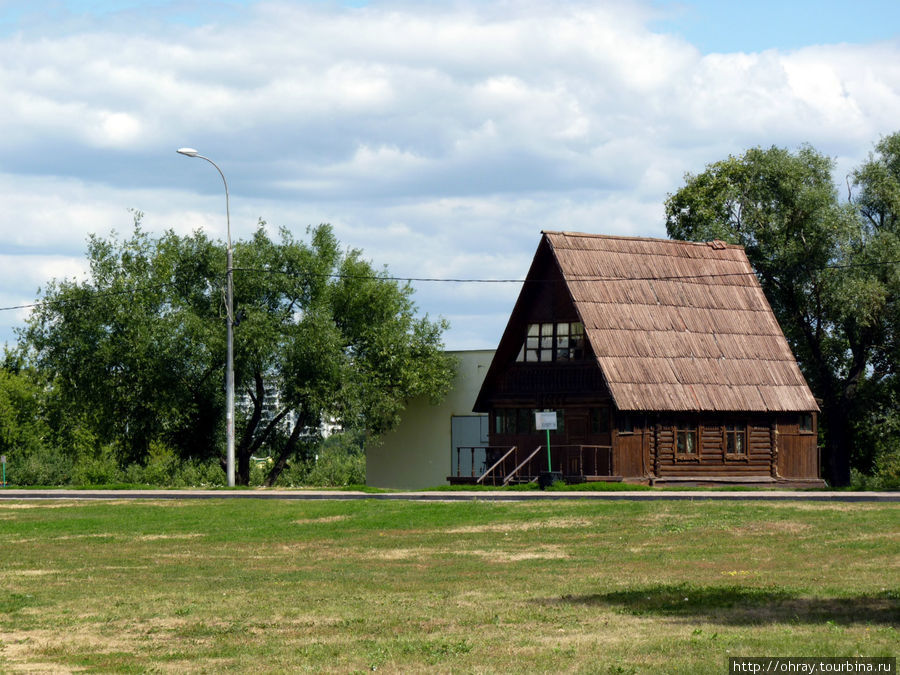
[534,411,558,431]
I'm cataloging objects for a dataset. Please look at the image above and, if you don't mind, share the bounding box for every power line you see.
[0,280,187,313]
[1,258,898,315]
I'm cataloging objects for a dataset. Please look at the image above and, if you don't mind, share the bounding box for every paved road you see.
[0,488,897,502]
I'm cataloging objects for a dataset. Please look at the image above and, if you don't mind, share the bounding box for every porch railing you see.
[502,445,544,486]
[452,444,614,484]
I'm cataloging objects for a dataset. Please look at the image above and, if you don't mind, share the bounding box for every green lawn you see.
[0,499,896,673]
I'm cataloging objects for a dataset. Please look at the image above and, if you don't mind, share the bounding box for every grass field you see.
[0,498,896,673]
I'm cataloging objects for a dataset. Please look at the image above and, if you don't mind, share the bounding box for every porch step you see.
[446,475,623,486]
[447,476,480,486]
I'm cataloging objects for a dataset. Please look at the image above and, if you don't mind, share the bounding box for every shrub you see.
[71,443,123,486]
[303,444,365,487]
[142,440,178,485]
[8,446,73,486]
[873,445,900,489]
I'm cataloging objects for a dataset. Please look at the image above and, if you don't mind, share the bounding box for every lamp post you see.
[177,148,235,487]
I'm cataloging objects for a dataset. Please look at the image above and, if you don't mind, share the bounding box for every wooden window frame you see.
[798,413,815,435]
[591,406,610,434]
[724,423,749,461]
[617,414,635,435]
[674,423,699,462]
[495,408,555,435]
[516,322,584,363]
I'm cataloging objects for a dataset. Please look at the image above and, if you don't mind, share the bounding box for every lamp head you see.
[177,147,199,157]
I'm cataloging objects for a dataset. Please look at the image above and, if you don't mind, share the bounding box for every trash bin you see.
[538,471,564,490]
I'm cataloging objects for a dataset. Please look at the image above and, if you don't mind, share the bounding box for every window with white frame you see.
[516,322,584,362]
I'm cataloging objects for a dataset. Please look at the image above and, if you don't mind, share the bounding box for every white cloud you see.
[0,1,899,349]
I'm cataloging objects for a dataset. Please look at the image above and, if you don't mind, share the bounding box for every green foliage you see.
[7,445,73,486]
[21,213,225,466]
[303,434,366,487]
[0,354,51,464]
[665,136,900,485]
[70,443,122,486]
[230,223,455,486]
[273,431,366,487]
[121,456,225,488]
[17,217,453,486]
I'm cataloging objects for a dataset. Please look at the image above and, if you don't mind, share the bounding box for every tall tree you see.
[847,134,900,478]
[20,218,455,485]
[22,215,225,465]
[231,223,455,486]
[665,141,899,486]
[0,350,50,464]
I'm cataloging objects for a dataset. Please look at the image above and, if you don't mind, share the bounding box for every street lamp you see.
[177,147,236,487]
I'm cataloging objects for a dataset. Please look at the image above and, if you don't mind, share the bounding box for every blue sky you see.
[0,0,899,350]
[9,0,900,50]
[654,0,900,53]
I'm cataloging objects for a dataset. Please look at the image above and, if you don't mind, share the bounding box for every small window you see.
[725,423,747,457]
[516,322,585,362]
[517,408,532,434]
[618,415,634,434]
[799,413,814,433]
[676,424,698,457]
[591,407,610,434]
[494,408,538,435]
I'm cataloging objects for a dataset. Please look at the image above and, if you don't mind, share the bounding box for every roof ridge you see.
[542,230,744,250]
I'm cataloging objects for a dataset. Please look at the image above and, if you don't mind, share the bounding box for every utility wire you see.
[1,258,898,315]
[0,280,188,313]
[233,257,900,284]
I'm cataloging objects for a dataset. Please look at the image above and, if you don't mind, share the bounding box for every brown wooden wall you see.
[776,416,819,479]
[487,407,820,481]
[614,428,646,477]
[651,417,773,478]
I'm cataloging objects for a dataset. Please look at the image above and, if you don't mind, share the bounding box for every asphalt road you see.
[0,489,897,502]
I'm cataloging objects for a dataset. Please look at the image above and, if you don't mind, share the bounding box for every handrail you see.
[503,445,544,486]
[477,446,517,484]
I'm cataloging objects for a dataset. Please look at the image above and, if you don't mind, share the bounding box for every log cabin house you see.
[465,231,822,486]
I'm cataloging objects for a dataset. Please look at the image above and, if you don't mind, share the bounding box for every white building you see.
[365,350,493,489]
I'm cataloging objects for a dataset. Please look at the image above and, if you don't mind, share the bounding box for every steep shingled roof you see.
[545,231,818,412]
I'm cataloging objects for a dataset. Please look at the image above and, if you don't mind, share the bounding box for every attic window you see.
[516,322,584,362]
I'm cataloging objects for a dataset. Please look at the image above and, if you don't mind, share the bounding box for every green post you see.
[546,429,552,472]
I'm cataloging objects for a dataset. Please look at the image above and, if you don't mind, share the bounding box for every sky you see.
[1,0,899,351]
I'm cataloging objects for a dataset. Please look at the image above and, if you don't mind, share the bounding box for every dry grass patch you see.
[134,533,204,541]
[1,570,56,577]
[446,517,595,533]
[461,546,568,562]
[292,515,350,525]
[372,547,424,560]
[729,520,811,535]
[761,502,891,511]
[0,502,90,510]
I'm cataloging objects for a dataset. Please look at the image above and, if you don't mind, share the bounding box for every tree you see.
[847,134,900,484]
[20,218,455,485]
[231,223,456,486]
[665,140,900,486]
[0,350,50,466]
[22,215,225,466]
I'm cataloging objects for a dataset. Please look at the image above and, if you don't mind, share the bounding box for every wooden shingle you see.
[544,231,818,413]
